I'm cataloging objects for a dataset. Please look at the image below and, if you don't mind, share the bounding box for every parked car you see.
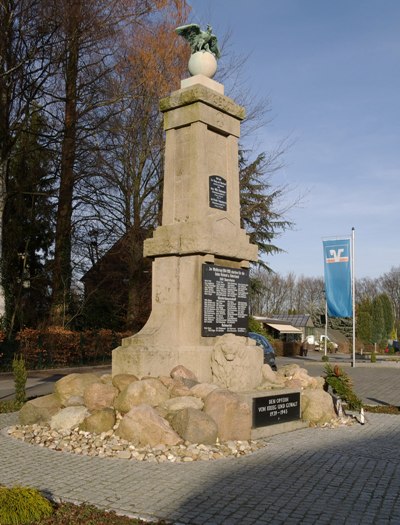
[248,332,277,370]
[305,334,338,352]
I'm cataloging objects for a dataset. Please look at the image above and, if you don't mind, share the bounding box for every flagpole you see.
[352,227,356,367]
[324,300,328,356]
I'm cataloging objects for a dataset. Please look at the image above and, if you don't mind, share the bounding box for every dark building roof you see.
[267,314,313,328]
[254,314,314,328]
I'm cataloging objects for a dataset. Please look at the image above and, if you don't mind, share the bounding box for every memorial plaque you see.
[209,176,227,211]
[253,392,301,428]
[202,264,248,336]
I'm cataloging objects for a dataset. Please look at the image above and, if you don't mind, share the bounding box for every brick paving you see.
[1,359,400,524]
[1,410,400,523]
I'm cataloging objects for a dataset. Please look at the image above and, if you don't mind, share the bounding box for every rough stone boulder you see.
[79,408,116,434]
[278,364,325,390]
[19,394,61,425]
[112,374,139,392]
[203,389,251,441]
[288,367,319,389]
[301,389,336,425]
[158,376,174,389]
[190,382,219,399]
[63,395,85,407]
[259,364,286,390]
[114,378,170,413]
[158,376,192,397]
[211,333,263,391]
[170,365,198,382]
[167,407,218,445]
[169,378,194,397]
[116,404,182,447]
[83,382,118,411]
[100,373,113,384]
[50,406,89,431]
[54,373,101,406]
[162,395,204,412]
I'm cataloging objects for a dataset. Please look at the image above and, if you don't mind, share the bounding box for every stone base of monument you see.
[112,341,214,383]
[238,388,308,439]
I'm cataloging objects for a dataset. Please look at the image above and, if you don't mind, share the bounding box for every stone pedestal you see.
[112,75,258,382]
[238,389,308,439]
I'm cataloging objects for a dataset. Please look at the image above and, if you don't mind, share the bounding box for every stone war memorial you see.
[112,23,259,384]
[13,25,338,457]
[110,23,329,437]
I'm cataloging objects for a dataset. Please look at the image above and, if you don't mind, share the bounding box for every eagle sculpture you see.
[175,24,221,59]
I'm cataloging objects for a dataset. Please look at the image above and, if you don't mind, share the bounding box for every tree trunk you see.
[49,2,80,326]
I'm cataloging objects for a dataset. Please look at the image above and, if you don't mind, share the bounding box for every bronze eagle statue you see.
[175,24,221,59]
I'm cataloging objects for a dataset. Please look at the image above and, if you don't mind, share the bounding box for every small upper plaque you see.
[209,176,227,211]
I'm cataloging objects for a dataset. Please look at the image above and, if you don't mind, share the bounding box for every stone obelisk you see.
[112,27,258,382]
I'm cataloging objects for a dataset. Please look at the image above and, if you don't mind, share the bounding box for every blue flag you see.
[323,238,352,318]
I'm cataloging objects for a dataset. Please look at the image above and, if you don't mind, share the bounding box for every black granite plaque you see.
[209,176,227,211]
[253,392,301,427]
[202,264,249,337]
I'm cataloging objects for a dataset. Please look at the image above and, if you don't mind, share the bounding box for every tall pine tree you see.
[2,110,54,335]
[239,150,292,267]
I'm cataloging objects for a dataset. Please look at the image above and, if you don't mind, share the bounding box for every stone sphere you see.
[188,51,217,78]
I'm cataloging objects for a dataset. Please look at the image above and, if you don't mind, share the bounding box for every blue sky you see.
[188,0,400,279]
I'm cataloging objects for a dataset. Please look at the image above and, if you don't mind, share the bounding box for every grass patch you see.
[0,399,22,413]
[38,502,169,524]
[0,490,168,525]
[364,405,400,415]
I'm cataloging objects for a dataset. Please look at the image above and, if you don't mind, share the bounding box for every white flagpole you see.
[324,300,328,356]
[352,227,356,367]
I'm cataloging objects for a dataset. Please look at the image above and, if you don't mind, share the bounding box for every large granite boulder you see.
[170,365,198,382]
[50,406,89,431]
[160,376,193,397]
[301,389,336,425]
[83,382,118,411]
[169,379,193,397]
[114,378,170,413]
[79,408,116,434]
[63,395,85,407]
[112,374,139,392]
[19,394,61,425]
[259,364,286,389]
[99,373,113,384]
[190,382,219,399]
[116,404,182,446]
[211,334,263,391]
[278,364,325,390]
[203,389,251,441]
[54,373,101,406]
[167,407,218,445]
[162,395,204,412]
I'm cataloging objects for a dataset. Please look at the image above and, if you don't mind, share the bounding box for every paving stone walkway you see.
[1,409,400,524]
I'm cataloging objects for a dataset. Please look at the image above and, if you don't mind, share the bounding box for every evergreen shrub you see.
[324,363,362,410]
[12,355,27,407]
[0,486,53,524]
